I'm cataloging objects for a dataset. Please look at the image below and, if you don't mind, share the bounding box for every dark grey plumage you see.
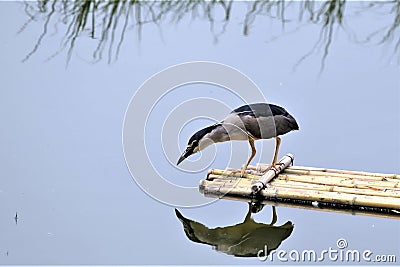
[228,103,298,139]
[177,103,298,173]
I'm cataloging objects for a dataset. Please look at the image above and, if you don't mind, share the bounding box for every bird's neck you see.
[203,124,231,143]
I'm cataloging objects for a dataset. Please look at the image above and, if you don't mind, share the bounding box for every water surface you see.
[0,1,399,265]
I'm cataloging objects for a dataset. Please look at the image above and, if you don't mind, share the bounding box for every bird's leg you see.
[241,139,256,177]
[272,136,281,165]
[264,137,283,172]
[243,203,253,222]
[270,206,277,225]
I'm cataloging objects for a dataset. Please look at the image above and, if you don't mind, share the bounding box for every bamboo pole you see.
[245,165,399,179]
[284,166,399,180]
[270,180,400,198]
[251,154,294,194]
[206,174,252,185]
[207,169,260,180]
[275,174,400,190]
[282,169,398,182]
[259,187,400,209]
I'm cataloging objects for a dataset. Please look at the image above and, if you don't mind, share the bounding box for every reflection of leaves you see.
[294,0,346,75]
[374,1,400,60]
[20,0,400,70]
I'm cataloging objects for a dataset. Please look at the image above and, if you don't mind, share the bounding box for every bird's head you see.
[176,124,217,165]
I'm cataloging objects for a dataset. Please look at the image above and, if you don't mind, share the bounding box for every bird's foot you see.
[227,166,248,177]
[240,166,247,177]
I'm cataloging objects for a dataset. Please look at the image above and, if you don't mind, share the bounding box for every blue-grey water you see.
[0,1,399,265]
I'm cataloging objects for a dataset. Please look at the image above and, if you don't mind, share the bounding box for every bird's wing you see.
[228,103,295,139]
[231,103,289,118]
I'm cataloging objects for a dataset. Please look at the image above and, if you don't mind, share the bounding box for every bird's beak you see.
[177,147,192,165]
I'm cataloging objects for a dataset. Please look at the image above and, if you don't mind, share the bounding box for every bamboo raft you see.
[200,154,400,219]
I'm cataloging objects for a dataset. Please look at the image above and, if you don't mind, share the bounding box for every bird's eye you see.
[189,140,197,147]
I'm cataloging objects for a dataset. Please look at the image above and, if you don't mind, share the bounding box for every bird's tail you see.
[287,114,299,130]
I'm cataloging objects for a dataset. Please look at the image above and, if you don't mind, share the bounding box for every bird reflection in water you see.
[175,203,294,257]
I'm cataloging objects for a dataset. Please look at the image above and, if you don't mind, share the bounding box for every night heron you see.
[177,103,299,175]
